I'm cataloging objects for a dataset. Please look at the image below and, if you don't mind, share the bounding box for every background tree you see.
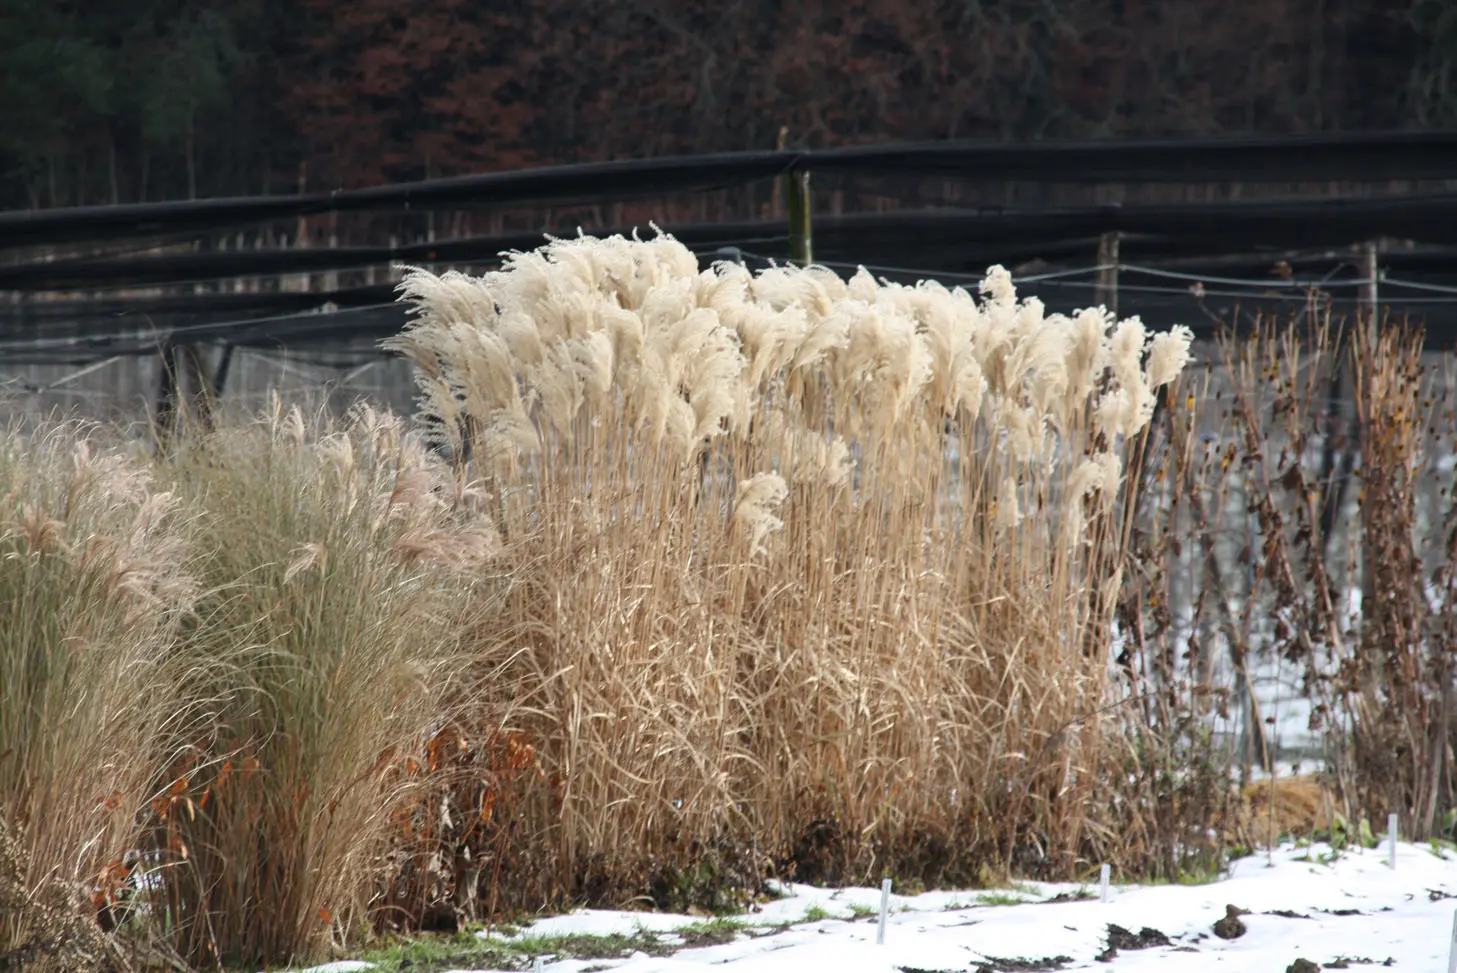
[0,0,1447,212]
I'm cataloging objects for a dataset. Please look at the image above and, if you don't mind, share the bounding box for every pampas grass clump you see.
[385,231,1193,899]
[0,422,196,965]
[146,401,499,967]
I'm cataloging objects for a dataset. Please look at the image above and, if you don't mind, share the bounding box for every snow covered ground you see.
[295,839,1457,973]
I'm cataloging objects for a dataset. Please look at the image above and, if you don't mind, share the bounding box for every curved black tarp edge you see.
[4,130,1457,249]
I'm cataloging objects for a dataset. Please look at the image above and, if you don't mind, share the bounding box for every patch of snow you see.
[301,838,1457,967]
[303,841,1457,972]
[501,909,702,939]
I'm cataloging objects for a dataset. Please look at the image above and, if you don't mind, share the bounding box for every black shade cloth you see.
[7,192,1457,292]
[3,131,1455,250]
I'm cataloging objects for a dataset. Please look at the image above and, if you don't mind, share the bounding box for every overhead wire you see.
[1033,279,1347,300]
[1379,277,1457,296]
[7,240,1457,369]
[0,301,402,354]
[1117,263,1372,290]
[758,253,1382,296]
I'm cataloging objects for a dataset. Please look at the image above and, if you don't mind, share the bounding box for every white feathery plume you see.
[847,266,879,303]
[1146,325,1195,389]
[996,474,1022,531]
[980,265,1018,306]
[731,472,789,557]
[1062,306,1111,412]
[574,331,616,412]
[535,342,585,438]
[791,305,852,373]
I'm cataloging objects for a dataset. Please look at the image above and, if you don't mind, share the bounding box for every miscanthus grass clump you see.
[0,422,196,969]
[0,403,509,971]
[385,231,1193,900]
[147,401,500,967]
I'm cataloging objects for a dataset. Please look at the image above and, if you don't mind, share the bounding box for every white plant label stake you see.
[1389,813,1399,869]
[1446,909,1457,973]
[1100,863,1111,903]
[877,877,892,945]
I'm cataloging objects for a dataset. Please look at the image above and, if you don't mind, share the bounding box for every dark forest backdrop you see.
[4,0,1455,211]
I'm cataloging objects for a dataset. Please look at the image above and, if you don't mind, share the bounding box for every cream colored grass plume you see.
[385,230,1193,892]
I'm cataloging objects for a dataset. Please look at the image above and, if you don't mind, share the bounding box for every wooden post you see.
[296,162,311,293]
[181,345,217,432]
[787,168,812,268]
[170,234,220,434]
[16,295,36,415]
[323,212,339,294]
[212,344,236,401]
[779,128,812,268]
[1361,239,1380,339]
[1096,231,1121,316]
[1445,909,1457,973]
[771,126,788,219]
[154,341,180,449]
[234,232,245,294]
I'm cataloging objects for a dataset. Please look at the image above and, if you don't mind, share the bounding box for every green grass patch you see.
[358,930,520,973]
[1142,862,1226,886]
[358,926,673,972]
[796,902,874,922]
[975,891,1030,906]
[674,917,749,947]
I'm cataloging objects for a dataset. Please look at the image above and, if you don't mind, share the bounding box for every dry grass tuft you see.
[1237,777,1338,843]
[0,420,195,965]
[384,232,1194,902]
[141,401,499,968]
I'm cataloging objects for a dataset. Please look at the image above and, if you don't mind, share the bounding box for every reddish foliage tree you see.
[0,0,1437,207]
[279,0,1425,191]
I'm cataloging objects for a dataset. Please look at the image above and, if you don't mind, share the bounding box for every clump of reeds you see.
[1122,306,1457,854]
[0,420,196,965]
[383,231,1194,901]
[145,401,499,967]
[1347,319,1449,835]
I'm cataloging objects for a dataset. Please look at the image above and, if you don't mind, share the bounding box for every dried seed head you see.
[731,473,789,557]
